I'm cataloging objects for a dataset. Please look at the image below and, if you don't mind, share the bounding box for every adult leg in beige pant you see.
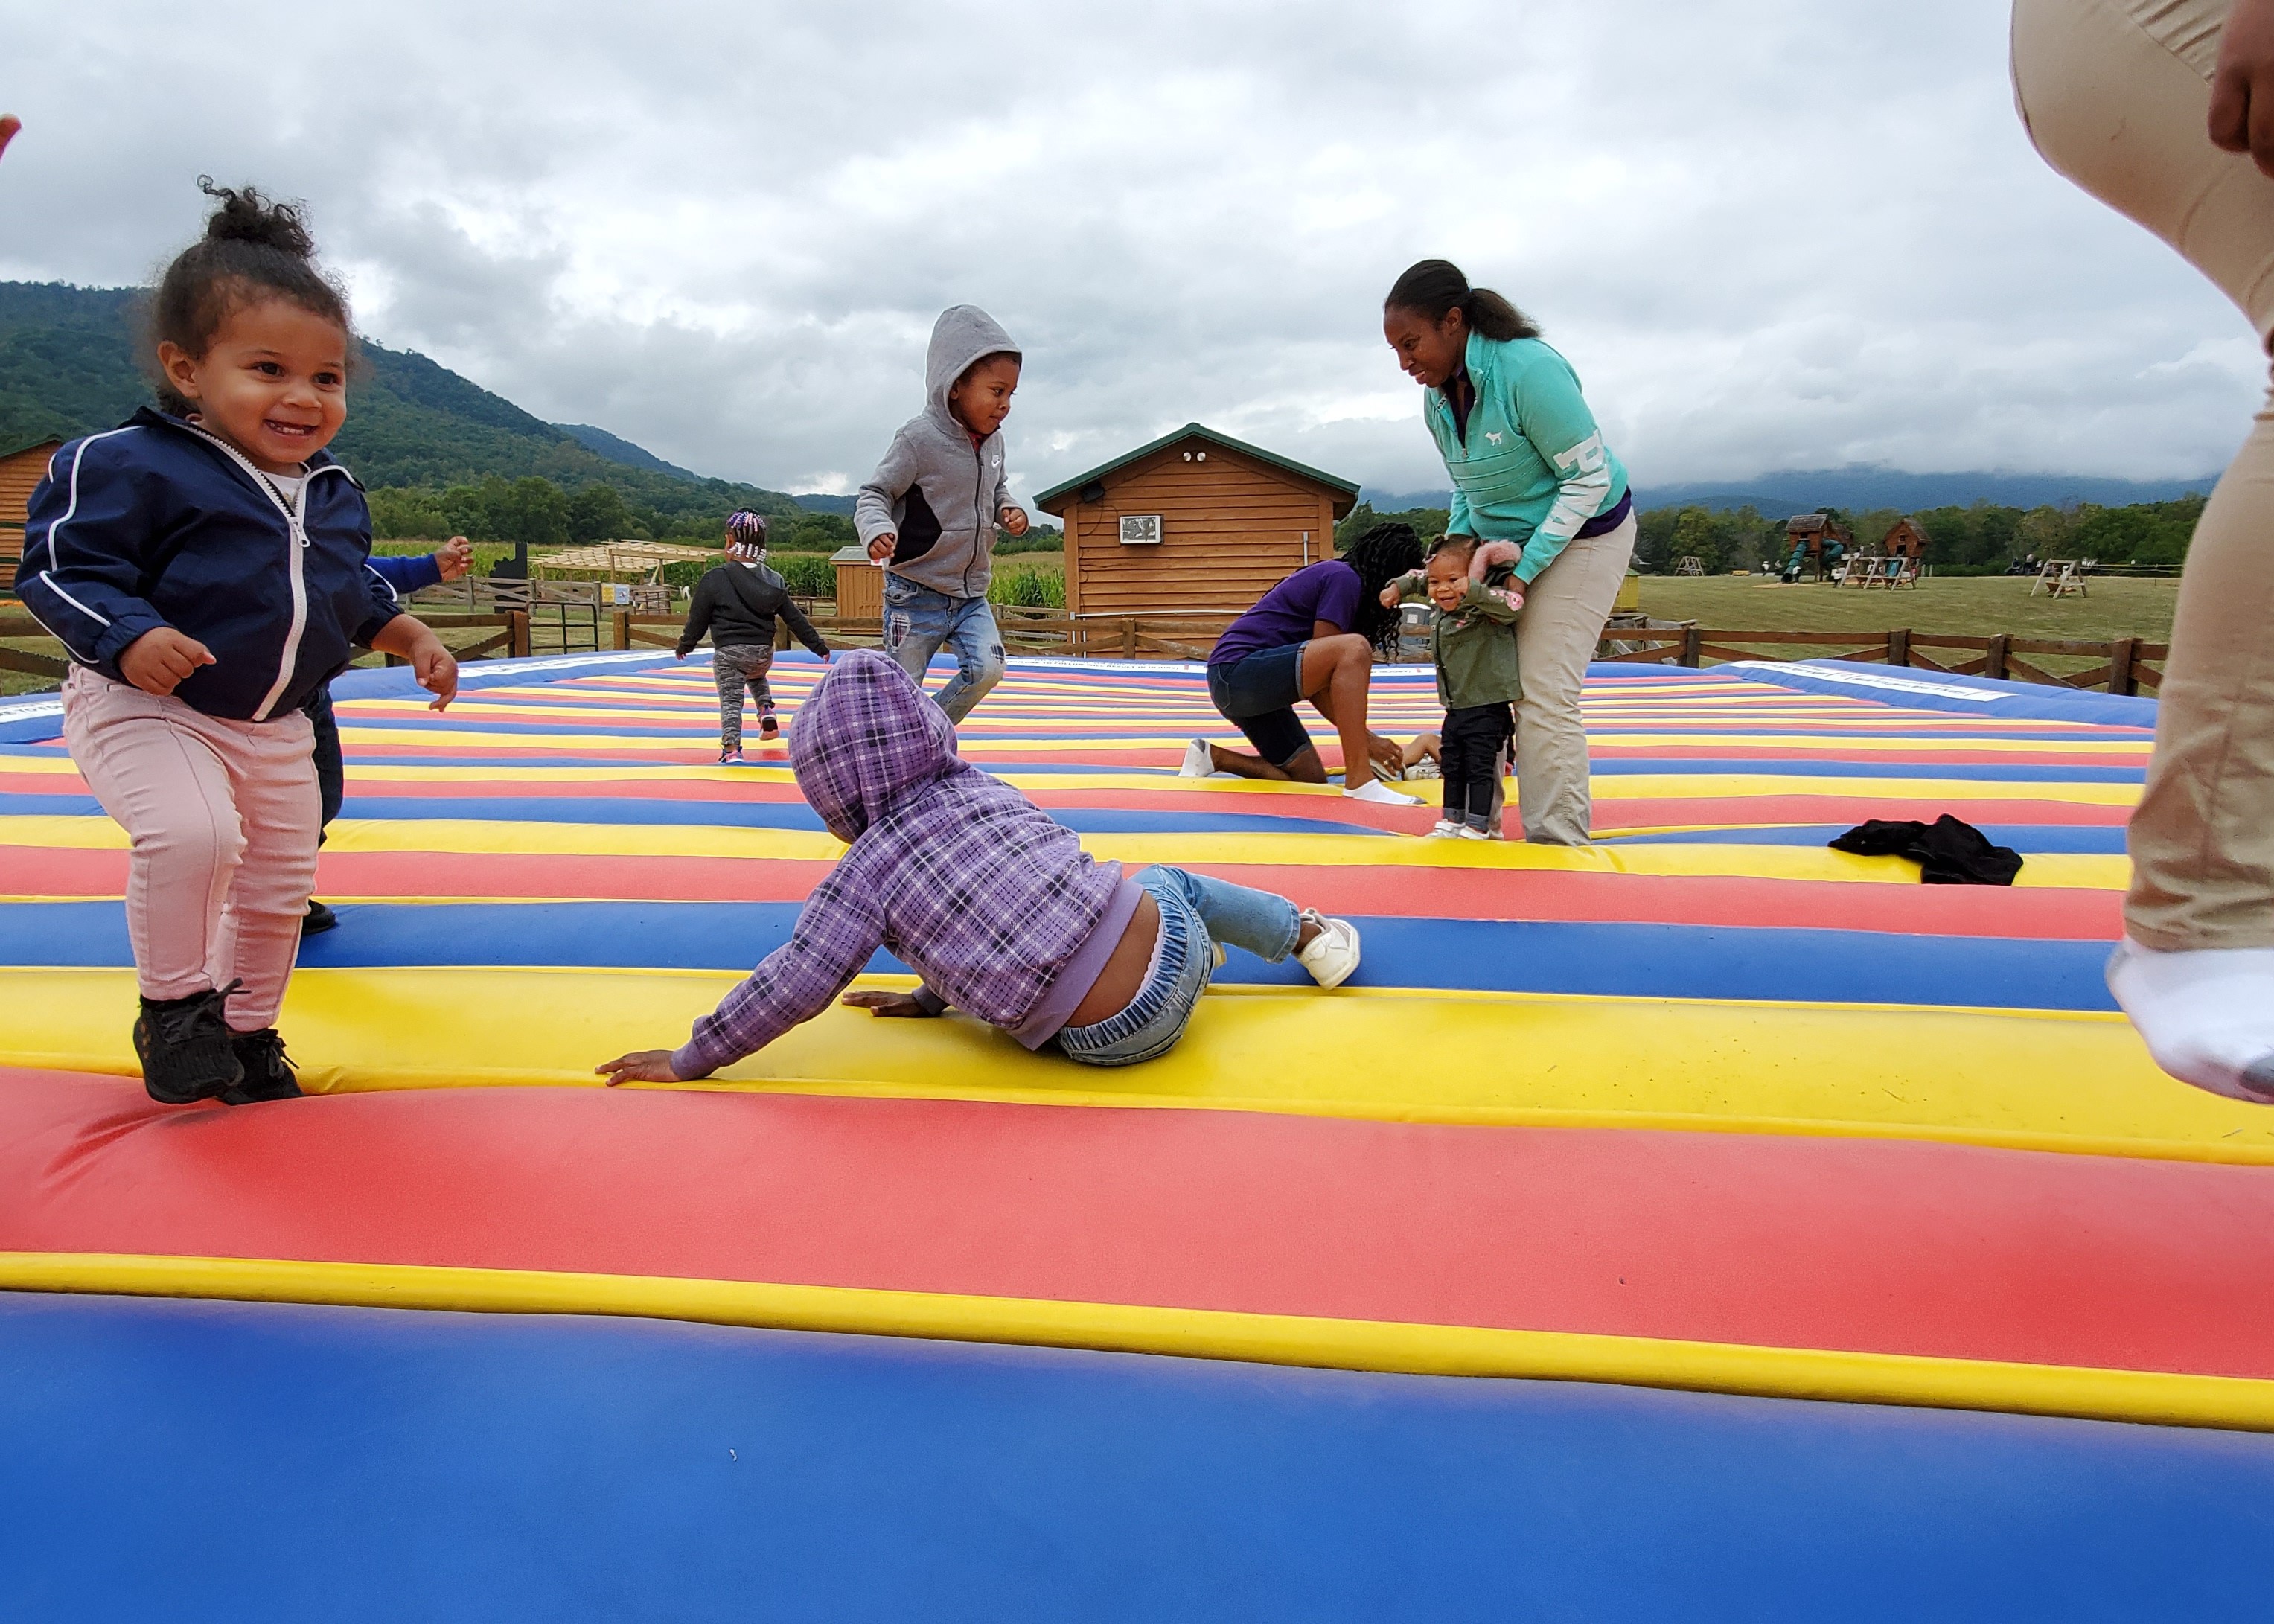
[63,668,321,1032]
[2013,0,2274,1098]
[1510,514,1635,845]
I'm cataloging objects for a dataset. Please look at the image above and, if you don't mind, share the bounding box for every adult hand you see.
[840,989,935,1017]
[866,533,897,563]
[1366,731,1405,776]
[597,1049,683,1085]
[433,536,473,582]
[118,627,215,696]
[2211,0,2274,175]
[1000,506,1029,537]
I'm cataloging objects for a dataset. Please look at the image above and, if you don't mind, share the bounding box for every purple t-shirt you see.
[1208,560,1364,667]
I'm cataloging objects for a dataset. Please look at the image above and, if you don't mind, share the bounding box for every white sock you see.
[2105,938,2274,1103]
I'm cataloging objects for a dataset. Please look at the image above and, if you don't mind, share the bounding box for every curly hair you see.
[145,178,354,416]
[1338,522,1427,654]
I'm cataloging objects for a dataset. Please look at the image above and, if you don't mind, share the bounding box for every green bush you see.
[989,567,1064,609]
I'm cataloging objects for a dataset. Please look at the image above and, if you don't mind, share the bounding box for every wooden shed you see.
[831,545,883,621]
[1880,517,1928,560]
[1,438,62,570]
[1034,424,1359,617]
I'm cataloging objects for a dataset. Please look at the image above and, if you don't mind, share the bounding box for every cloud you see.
[0,0,2254,495]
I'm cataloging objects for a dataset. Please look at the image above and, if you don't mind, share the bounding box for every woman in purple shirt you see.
[1181,525,1426,805]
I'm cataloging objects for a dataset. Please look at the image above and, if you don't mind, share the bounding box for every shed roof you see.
[1,437,63,462]
[1034,423,1361,516]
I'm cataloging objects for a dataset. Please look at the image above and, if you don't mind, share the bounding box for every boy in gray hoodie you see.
[854,304,1028,723]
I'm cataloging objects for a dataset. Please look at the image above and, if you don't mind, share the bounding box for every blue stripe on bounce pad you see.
[4,901,2121,1010]
[1,1295,2268,1624]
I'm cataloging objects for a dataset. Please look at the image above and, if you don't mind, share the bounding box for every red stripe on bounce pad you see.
[4,1070,2270,1381]
[0,844,2121,937]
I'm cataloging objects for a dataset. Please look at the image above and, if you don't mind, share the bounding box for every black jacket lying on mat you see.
[1828,816,2024,886]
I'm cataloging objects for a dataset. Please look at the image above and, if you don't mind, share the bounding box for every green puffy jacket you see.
[1395,566,1524,712]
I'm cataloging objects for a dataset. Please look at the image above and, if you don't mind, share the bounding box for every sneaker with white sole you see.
[1425,820,1461,839]
[1295,909,1361,989]
[1178,738,1213,778]
[718,748,747,766]
[1457,825,1492,840]
[1344,779,1422,806]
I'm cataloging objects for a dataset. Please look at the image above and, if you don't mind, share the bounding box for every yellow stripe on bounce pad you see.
[1,965,2262,1163]
[3,1252,2268,1433]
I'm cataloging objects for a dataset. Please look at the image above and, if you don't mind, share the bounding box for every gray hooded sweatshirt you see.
[853,305,1021,599]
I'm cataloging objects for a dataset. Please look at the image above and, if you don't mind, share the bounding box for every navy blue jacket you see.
[13,408,404,721]
[368,552,443,596]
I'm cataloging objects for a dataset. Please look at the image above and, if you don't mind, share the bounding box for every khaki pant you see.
[2014,0,2274,948]
[1512,513,1635,845]
[62,668,321,1028]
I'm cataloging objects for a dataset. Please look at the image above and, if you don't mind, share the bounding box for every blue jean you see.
[1054,865,1302,1067]
[882,575,1005,724]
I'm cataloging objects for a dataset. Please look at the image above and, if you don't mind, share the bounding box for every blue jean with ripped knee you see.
[882,575,1005,723]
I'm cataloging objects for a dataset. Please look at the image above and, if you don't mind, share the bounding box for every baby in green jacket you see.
[1381,537,1524,838]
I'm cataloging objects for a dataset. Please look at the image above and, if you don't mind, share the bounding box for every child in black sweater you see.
[677,511,831,762]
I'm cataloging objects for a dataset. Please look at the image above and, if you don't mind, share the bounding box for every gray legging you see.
[712,643,776,752]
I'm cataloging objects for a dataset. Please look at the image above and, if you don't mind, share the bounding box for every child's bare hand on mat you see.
[841,990,935,1018]
[866,532,897,563]
[598,1049,683,1084]
[119,627,216,696]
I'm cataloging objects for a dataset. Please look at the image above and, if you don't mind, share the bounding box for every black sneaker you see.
[221,1027,303,1105]
[132,983,244,1104]
[302,899,339,936]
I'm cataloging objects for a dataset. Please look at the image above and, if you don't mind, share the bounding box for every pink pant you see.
[62,668,320,1030]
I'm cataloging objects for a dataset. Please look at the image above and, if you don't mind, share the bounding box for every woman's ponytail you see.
[1384,258,1540,342]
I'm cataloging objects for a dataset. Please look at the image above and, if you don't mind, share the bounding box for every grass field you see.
[1634,573,2179,643]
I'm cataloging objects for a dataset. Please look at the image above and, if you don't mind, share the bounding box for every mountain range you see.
[7,281,2217,524]
[0,281,799,521]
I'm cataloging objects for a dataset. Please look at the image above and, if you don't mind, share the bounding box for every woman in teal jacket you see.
[1384,260,1635,845]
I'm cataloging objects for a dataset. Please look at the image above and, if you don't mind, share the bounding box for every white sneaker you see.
[1344,779,1422,806]
[2106,937,2274,1103]
[1295,909,1361,989]
[1425,820,1461,839]
[1457,825,1491,840]
[1178,738,1213,779]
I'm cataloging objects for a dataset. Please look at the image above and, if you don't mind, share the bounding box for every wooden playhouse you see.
[1034,424,1360,618]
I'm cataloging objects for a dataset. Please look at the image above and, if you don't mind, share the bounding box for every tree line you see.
[1335,493,2208,575]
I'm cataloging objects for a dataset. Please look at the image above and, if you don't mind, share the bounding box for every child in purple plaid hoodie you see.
[599,650,1362,1081]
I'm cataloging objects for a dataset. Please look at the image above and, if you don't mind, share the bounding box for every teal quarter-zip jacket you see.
[1422,333,1629,586]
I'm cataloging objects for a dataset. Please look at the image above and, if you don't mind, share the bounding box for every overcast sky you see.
[1,1,2258,500]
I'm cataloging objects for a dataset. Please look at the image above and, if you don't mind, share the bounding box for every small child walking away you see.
[677,509,830,763]
[14,180,459,1104]
[1383,537,1524,839]
[598,650,1362,1084]
[854,306,1029,725]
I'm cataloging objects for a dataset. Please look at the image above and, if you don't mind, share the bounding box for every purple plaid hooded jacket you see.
[674,649,1125,1078]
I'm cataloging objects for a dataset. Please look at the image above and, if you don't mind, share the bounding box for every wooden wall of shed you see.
[1063,444,1337,616]
[1,444,60,562]
[834,558,884,621]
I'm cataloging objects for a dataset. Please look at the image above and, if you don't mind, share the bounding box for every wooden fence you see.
[1591,624,2168,695]
[0,608,2171,697]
